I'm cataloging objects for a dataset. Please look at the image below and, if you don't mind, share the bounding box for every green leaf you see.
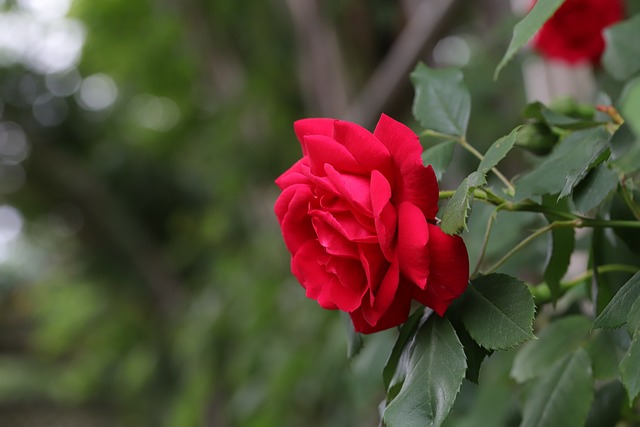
[383,316,466,427]
[511,315,591,383]
[627,297,640,337]
[515,122,558,155]
[542,196,574,303]
[515,127,610,201]
[411,63,470,137]
[620,333,640,403]
[383,308,425,391]
[621,77,640,137]
[524,101,602,130]
[494,0,566,79]
[583,330,624,380]
[440,171,486,235]
[520,348,594,427]
[572,164,618,214]
[542,223,574,304]
[340,311,363,358]
[460,273,535,350]
[594,272,640,329]
[603,14,640,81]
[609,123,637,161]
[478,128,519,173]
[422,140,456,181]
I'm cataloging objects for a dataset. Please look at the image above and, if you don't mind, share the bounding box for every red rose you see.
[531,0,624,65]
[274,114,469,334]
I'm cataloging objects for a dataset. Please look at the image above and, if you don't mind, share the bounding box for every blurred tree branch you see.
[347,0,462,127]
[284,0,350,117]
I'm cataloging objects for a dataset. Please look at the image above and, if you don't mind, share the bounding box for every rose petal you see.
[275,159,309,190]
[275,185,316,255]
[333,119,392,177]
[413,223,469,315]
[294,118,335,155]
[358,243,387,295]
[305,135,363,176]
[371,170,397,261]
[373,114,439,219]
[350,276,412,334]
[374,114,422,167]
[310,209,378,243]
[361,256,400,326]
[312,217,359,259]
[397,201,430,289]
[291,240,366,312]
[325,164,373,215]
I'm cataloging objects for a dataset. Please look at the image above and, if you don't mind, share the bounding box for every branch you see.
[284,0,350,116]
[346,0,461,127]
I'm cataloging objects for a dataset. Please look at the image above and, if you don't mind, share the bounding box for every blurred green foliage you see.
[0,0,548,426]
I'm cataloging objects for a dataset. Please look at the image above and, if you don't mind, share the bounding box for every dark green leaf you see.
[494,0,566,79]
[621,77,640,137]
[450,318,491,384]
[627,298,640,337]
[383,316,466,427]
[340,311,363,358]
[440,171,486,235]
[383,308,425,391]
[461,273,535,350]
[594,272,640,329]
[620,333,640,402]
[515,128,610,201]
[585,381,625,427]
[520,348,593,427]
[603,15,640,81]
[609,123,637,161]
[411,63,470,137]
[542,196,575,303]
[572,164,618,214]
[542,225,574,303]
[422,140,456,181]
[511,315,591,383]
[478,128,519,173]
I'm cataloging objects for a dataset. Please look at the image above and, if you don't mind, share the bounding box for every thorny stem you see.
[530,264,640,302]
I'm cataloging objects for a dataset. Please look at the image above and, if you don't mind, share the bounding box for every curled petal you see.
[373,114,439,219]
[350,275,412,334]
[397,201,430,289]
[294,118,335,155]
[310,209,378,243]
[413,224,469,315]
[292,241,365,312]
[305,135,363,176]
[371,170,396,261]
[275,159,309,190]
[325,164,373,215]
[333,119,392,177]
[275,185,315,255]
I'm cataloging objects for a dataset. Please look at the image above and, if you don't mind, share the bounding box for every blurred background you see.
[0,0,630,426]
